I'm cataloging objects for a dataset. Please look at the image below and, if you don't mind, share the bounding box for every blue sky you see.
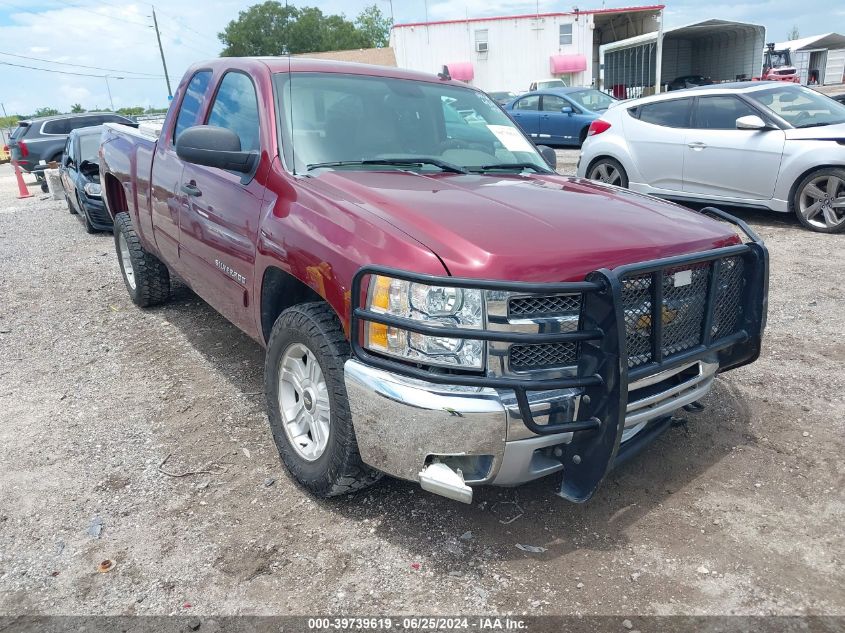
[0,0,842,115]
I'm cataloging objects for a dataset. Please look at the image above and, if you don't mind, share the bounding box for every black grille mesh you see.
[621,257,746,368]
[661,263,710,357]
[621,275,653,367]
[712,257,745,338]
[510,342,578,371]
[509,294,580,319]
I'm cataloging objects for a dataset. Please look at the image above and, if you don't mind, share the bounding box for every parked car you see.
[100,58,767,504]
[59,126,111,233]
[506,88,616,146]
[578,82,845,233]
[529,78,567,91]
[668,75,714,91]
[7,112,135,191]
[487,90,520,106]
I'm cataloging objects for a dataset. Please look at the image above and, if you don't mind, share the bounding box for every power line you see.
[152,4,219,43]
[53,0,153,28]
[0,60,162,79]
[0,50,164,77]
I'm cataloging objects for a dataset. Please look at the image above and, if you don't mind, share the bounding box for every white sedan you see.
[576,82,845,233]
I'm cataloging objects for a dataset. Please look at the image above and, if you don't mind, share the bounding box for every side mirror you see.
[175,125,257,174]
[537,145,557,170]
[561,106,574,115]
[736,115,768,130]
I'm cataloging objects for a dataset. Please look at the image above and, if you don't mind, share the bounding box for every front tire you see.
[66,194,77,215]
[79,194,97,234]
[587,157,629,188]
[113,212,170,307]
[265,303,381,497]
[792,168,845,233]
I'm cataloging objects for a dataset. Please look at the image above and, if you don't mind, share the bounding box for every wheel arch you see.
[583,154,629,181]
[102,172,127,219]
[786,164,845,212]
[260,266,329,346]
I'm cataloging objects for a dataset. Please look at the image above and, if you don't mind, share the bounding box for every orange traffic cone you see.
[12,160,33,199]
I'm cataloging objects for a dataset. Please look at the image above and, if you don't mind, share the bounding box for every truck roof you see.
[186,56,472,88]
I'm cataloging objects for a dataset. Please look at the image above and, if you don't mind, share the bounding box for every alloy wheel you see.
[277,342,331,461]
[799,174,845,230]
[589,162,622,186]
[117,232,136,291]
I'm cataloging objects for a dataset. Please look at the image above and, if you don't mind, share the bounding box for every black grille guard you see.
[350,207,769,502]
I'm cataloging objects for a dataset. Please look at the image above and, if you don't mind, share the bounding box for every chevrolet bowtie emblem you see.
[636,305,679,331]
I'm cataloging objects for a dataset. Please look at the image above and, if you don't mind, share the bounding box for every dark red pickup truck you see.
[99,57,768,504]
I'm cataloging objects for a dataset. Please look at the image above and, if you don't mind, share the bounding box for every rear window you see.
[10,124,29,139]
[632,98,692,128]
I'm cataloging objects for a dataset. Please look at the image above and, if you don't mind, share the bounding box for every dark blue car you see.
[60,126,112,233]
[505,88,616,147]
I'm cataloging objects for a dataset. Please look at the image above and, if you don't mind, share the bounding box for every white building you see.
[390,6,664,93]
[775,33,845,86]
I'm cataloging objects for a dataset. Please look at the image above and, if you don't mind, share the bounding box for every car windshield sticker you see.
[486,125,535,153]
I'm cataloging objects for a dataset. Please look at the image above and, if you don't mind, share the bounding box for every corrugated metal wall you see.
[825,48,845,85]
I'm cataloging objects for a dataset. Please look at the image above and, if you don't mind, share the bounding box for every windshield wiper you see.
[794,121,834,129]
[470,162,553,174]
[307,158,468,174]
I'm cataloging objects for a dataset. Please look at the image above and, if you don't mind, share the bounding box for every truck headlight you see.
[365,275,484,370]
[83,182,102,197]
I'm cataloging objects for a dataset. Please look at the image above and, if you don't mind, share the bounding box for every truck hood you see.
[784,122,845,141]
[307,171,739,282]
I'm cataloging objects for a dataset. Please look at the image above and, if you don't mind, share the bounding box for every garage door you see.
[825,48,845,85]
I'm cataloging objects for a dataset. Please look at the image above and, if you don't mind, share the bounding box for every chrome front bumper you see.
[344,357,718,488]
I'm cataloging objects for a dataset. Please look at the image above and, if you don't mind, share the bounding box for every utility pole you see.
[151,6,173,99]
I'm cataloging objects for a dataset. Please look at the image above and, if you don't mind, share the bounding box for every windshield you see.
[747,86,845,128]
[566,90,615,112]
[275,72,548,174]
[767,51,791,67]
[79,134,101,162]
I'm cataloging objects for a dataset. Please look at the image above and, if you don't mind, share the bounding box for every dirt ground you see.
[0,159,843,617]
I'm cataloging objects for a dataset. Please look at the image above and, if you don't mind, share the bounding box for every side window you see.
[68,116,94,132]
[43,119,71,135]
[206,72,260,152]
[173,70,213,143]
[693,96,760,130]
[514,95,540,111]
[542,95,569,112]
[637,99,692,128]
[559,23,572,45]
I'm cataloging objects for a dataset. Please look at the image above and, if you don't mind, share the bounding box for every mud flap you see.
[558,269,628,503]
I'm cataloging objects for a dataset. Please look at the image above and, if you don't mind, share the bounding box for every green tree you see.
[218,1,375,56]
[116,106,145,116]
[70,103,86,113]
[355,4,392,48]
[34,107,60,117]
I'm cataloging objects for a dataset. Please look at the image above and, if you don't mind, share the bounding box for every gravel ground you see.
[0,160,843,617]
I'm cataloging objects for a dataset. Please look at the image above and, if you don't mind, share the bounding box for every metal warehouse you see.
[389,5,665,93]
[775,32,845,85]
[601,19,766,98]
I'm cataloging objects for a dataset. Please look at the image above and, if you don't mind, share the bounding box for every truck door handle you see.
[687,141,707,149]
[180,182,202,197]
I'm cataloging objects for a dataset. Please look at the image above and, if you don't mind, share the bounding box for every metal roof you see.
[601,18,765,52]
[775,33,845,51]
[392,5,664,29]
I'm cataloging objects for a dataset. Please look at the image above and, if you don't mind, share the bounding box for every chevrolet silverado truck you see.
[99,58,768,504]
